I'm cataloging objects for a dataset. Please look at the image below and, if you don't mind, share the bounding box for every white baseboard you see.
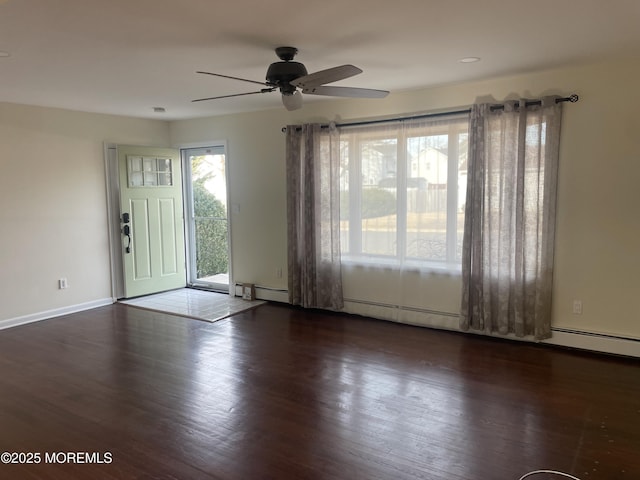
[0,298,114,331]
[221,288,640,358]
[343,299,460,331]
[343,299,639,358]
[544,329,640,358]
[233,284,288,303]
[256,288,288,303]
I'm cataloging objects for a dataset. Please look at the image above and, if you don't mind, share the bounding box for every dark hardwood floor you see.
[0,302,638,480]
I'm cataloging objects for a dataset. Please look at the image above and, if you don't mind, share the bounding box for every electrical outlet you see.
[276,267,283,278]
[58,278,68,289]
[572,300,583,315]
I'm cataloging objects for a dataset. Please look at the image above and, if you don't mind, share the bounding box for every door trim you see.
[104,142,125,300]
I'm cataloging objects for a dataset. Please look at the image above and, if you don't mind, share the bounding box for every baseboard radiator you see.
[237,289,638,358]
[233,283,288,303]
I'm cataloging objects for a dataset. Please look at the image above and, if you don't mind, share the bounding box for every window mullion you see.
[350,135,362,255]
[397,128,408,262]
[446,130,460,262]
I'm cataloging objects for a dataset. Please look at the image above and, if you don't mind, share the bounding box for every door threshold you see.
[188,284,230,295]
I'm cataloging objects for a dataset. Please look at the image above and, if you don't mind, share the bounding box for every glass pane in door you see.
[185,147,229,291]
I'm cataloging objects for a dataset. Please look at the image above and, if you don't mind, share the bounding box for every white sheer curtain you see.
[285,123,344,310]
[460,97,563,340]
[337,115,469,324]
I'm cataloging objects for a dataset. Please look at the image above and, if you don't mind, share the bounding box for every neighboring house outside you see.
[373,146,467,213]
[411,147,449,187]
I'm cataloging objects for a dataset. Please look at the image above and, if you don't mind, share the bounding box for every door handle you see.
[122,212,131,253]
[123,224,132,253]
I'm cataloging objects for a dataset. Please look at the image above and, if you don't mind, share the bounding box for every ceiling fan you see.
[193,46,389,111]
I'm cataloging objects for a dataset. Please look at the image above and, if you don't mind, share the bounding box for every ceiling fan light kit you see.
[193,46,389,111]
[282,90,303,111]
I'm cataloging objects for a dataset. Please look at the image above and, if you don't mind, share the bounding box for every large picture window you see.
[338,113,469,271]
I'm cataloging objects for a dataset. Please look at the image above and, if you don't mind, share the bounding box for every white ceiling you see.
[1,0,639,120]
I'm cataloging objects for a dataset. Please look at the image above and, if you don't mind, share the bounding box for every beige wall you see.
[172,58,640,341]
[0,103,170,322]
[1,58,638,346]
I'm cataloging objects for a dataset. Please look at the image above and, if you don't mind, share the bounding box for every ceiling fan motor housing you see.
[266,61,308,94]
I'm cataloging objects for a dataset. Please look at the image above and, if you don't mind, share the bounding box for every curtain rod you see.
[281,94,579,132]
[489,94,579,111]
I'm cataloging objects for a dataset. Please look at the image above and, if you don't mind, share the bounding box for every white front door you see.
[118,145,186,298]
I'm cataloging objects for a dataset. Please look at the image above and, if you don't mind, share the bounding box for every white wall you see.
[170,110,291,291]
[0,103,170,324]
[1,58,637,353]
[171,58,640,345]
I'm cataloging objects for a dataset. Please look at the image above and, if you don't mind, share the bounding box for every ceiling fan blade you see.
[302,85,389,99]
[290,65,362,89]
[196,71,269,87]
[192,88,275,103]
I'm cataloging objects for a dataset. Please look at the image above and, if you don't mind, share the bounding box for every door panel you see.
[158,198,178,275]
[130,198,152,280]
[118,145,186,298]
